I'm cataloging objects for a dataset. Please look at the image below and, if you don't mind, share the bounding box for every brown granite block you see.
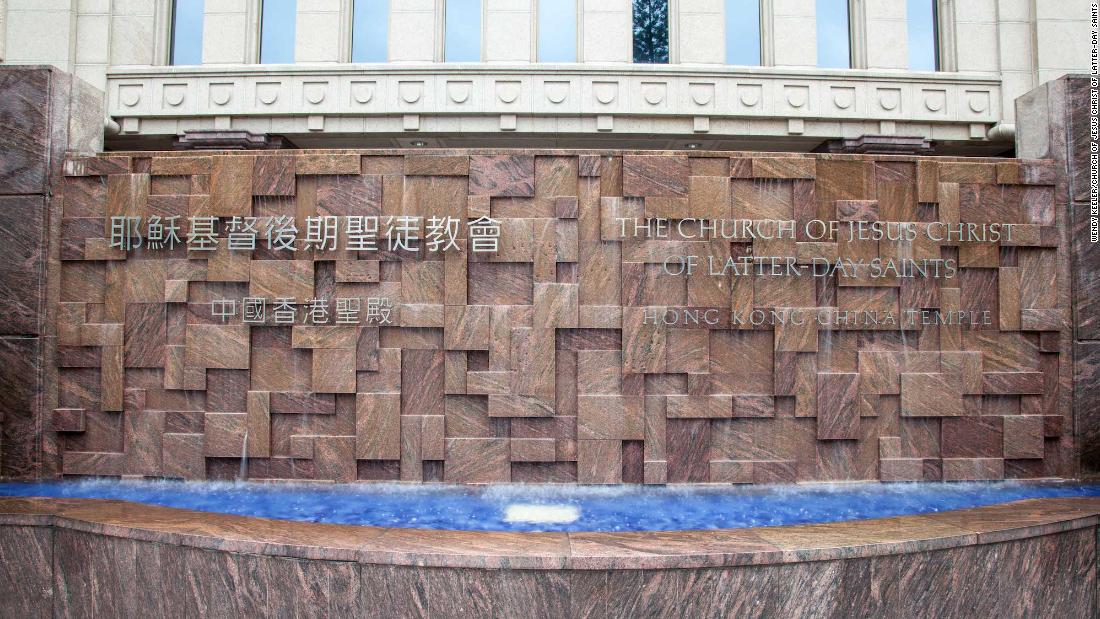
[295,153,361,175]
[879,457,924,481]
[666,395,733,419]
[291,326,357,349]
[356,393,400,459]
[753,156,816,179]
[404,154,469,176]
[621,307,666,373]
[941,457,1004,481]
[444,438,510,482]
[335,260,379,283]
[101,344,124,411]
[982,371,1045,394]
[817,372,859,440]
[836,199,879,221]
[312,348,356,393]
[1003,415,1044,459]
[666,419,711,482]
[534,283,579,328]
[249,260,314,302]
[245,391,271,457]
[443,305,490,350]
[252,154,296,196]
[900,373,963,417]
[123,303,165,368]
[203,412,246,457]
[709,460,754,483]
[511,438,557,462]
[732,395,775,418]
[269,392,336,415]
[237,552,359,615]
[577,439,623,483]
[578,395,644,440]
[469,155,535,196]
[50,407,86,433]
[623,155,689,197]
[207,156,253,217]
[942,417,1003,458]
[185,324,249,369]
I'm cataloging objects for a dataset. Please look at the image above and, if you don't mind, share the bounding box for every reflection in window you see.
[352,0,389,62]
[170,0,204,65]
[907,0,938,71]
[260,0,297,64]
[815,0,850,68]
[538,0,577,62]
[445,0,481,62]
[633,0,669,64]
[725,0,760,66]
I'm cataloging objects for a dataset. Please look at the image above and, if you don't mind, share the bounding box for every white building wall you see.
[203,0,257,65]
[1035,0,1092,85]
[863,0,907,70]
[769,0,815,68]
[389,0,437,61]
[296,0,345,63]
[581,0,632,63]
[678,0,724,65]
[484,0,532,62]
[4,0,77,71]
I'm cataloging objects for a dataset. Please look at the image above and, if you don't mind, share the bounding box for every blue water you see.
[1,480,1098,532]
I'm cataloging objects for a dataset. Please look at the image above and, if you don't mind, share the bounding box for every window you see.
[815,0,850,68]
[352,0,389,62]
[259,0,297,64]
[444,0,481,62]
[170,0,204,65]
[907,0,938,71]
[725,0,760,66]
[633,0,669,64]
[538,0,577,62]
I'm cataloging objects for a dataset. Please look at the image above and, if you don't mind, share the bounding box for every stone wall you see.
[0,66,102,479]
[1017,75,1100,479]
[43,146,1074,483]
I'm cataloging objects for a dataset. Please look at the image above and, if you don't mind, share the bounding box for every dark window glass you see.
[445,0,481,62]
[816,0,850,68]
[260,0,297,64]
[170,0,204,65]
[908,0,938,71]
[352,0,389,62]
[538,0,577,62]
[725,0,760,65]
[633,0,669,64]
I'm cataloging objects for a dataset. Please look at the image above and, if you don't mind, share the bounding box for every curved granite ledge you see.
[0,495,1097,570]
[2,496,1097,617]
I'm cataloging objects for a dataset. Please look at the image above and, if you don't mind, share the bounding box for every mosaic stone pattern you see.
[47,149,1071,483]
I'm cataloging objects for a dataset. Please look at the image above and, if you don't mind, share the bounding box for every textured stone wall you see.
[42,148,1076,483]
[1017,75,1100,479]
[0,67,102,479]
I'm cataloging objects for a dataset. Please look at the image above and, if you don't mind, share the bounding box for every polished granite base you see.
[0,496,1096,617]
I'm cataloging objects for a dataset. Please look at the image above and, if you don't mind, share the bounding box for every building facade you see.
[0,0,1091,153]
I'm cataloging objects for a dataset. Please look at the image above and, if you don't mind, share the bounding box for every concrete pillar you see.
[678,0,723,65]
[580,0,631,63]
[296,0,346,63]
[203,0,259,64]
[389,0,438,62]
[484,0,533,63]
[767,0,815,68]
[862,0,906,70]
